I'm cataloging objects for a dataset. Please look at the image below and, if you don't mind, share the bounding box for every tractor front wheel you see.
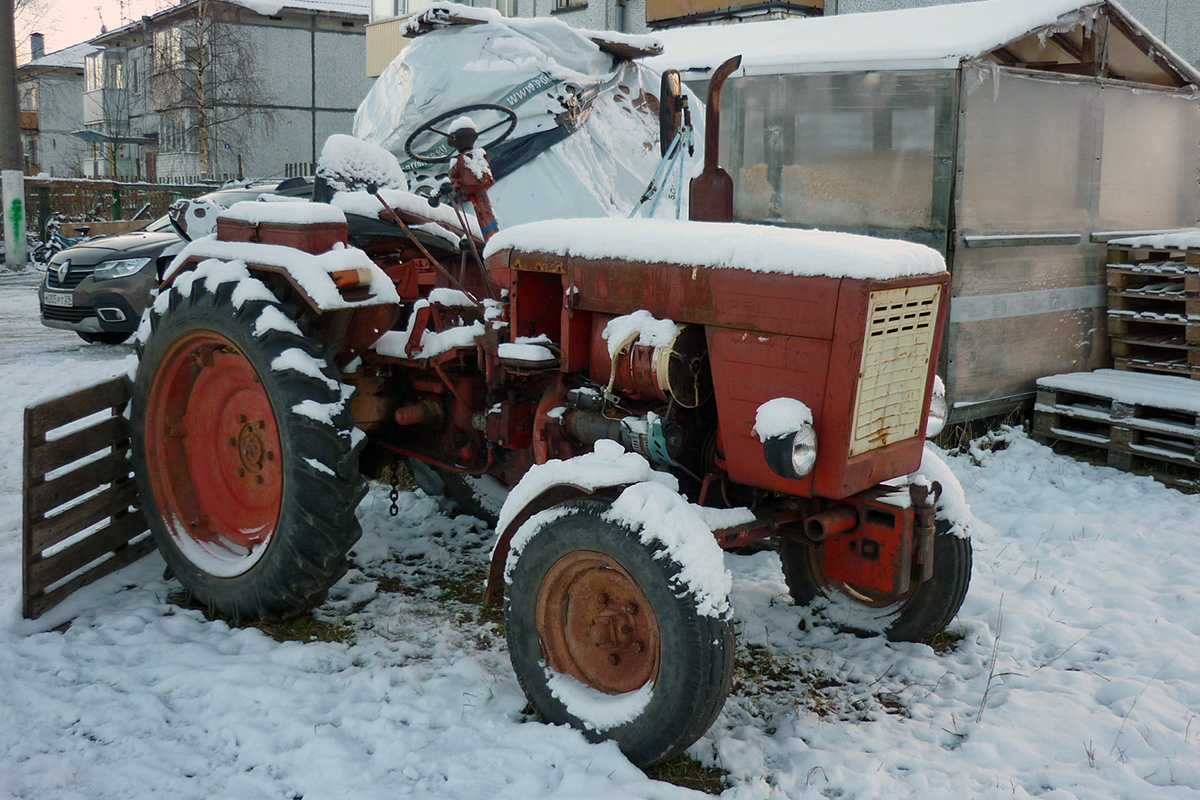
[505,500,734,767]
[131,271,365,621]
[780,519,971,643]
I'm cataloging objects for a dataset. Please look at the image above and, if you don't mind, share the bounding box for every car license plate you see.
[43,292,74,308]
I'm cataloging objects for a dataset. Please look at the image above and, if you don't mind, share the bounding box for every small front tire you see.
[505,500,734,767]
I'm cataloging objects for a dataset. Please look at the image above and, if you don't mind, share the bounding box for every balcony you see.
[20,111,38,132]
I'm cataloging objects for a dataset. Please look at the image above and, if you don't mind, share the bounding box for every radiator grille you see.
[46,264,96,289]
[849,284,941,457]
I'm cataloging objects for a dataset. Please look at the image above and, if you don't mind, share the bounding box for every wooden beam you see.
[1107,10,1187,88]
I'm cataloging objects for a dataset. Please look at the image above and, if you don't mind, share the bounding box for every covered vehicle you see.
[38,178,312,344]
[354,4,701,227]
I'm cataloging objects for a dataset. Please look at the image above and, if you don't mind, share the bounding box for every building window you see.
[85,52,104,91]
[154,28,184,72]
[370,0,402,22]
[19,82,38,111]
[553,0,585,11]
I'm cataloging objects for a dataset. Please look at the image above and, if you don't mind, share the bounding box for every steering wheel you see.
[404,103,519,164]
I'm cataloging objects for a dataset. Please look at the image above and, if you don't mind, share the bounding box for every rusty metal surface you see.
[535,550,660,695]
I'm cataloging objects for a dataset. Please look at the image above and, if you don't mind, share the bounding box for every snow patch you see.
[753,397,814,441]
[884,444,976,539]
[317,134,410,193]
[544,668,654,733]
[291,384,354,429]
[303,457,336,477]
[220,201,346,227]
[166,237,399,311]
[497,439,676,539]
[329,189,481,239]
[254,307,303,338]
[601,310,678,359]
[271,349,340,391]
[604,482,733,619]
[485,218,946,281]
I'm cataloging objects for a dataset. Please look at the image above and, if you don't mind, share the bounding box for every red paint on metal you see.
[144,331,282,558]
[821,496,914,596]
[216,218,347,254]
[510,269,563,343]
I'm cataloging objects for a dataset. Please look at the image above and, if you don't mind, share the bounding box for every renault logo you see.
[55,260,71,284]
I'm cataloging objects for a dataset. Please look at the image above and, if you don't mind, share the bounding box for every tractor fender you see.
[161,244,399,314]
[160,246,400,366]
[483,481,624,606]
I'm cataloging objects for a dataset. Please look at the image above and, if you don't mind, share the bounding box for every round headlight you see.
[764,424,818,480]
[790,425,818,477]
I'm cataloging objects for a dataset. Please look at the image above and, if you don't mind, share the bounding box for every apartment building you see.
[83,0,374,182]
[16,35,97,177]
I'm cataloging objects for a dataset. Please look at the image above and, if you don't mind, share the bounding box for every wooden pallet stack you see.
[1106,240,1200,379]
[1031,231,1200,488]
[1033,370,1199,489]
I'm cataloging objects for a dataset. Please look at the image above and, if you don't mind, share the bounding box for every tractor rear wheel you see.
[505,500,734,767]
[130,270,365,621]
[780,519,971,643]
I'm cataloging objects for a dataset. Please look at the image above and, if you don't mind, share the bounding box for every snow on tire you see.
[504,494,735,767]
[130,261,366,622]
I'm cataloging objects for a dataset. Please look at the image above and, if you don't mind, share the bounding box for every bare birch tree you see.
[152,0,273,178]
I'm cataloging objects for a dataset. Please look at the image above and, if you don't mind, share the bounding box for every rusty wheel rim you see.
[535,550,661,695]
[144,330,283,577]
[808,545,917,610]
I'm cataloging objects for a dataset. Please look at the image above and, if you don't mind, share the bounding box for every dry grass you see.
[644,754,728,794]
[168,591,354,645]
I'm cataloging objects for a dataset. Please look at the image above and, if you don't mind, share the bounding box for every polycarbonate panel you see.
[949,64,1199,415]
[1098,88,1200,230]
[723,71,956,243]
[958,67,1096,234]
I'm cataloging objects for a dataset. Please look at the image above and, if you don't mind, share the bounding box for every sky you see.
[23,0,166,56]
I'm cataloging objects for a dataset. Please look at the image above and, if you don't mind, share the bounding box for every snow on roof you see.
[228,0,368,15]
[23,42,97,70]
[484,218,946,280]
[647,0,1161,77]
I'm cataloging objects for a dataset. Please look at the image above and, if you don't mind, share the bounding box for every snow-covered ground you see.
[2,266,1197,799]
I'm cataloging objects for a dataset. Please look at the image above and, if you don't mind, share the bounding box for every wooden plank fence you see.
[22,378,154,619]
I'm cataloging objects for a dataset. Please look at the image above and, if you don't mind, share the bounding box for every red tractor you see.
[126,64,970,766]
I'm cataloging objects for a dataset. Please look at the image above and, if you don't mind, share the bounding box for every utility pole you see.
[1,0,27,270]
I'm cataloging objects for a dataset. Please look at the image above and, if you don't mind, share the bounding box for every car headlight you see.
[764,424,818,480]
[926,375,947,438]
[93,257,151,281]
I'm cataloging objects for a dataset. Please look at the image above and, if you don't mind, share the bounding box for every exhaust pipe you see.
[689,55,742,223]
[804,507,859,542]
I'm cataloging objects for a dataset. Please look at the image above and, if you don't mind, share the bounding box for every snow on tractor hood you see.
[353,2,703,227]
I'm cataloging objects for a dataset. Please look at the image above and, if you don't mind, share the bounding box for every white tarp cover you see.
[353,3,700,227]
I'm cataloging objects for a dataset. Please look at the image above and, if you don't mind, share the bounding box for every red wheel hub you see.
[145,331,283,573]
[536,551,660,694]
